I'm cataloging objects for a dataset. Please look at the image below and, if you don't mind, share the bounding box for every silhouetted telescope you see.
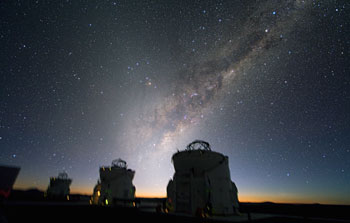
[167,140,239,216]
[0,165,20,199]
[92,158,136,206]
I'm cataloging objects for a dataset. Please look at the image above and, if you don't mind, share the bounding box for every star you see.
[0,0,348,205]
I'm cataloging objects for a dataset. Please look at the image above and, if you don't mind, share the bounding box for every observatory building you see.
[46,172,72,199]
[91,180,101,205]
[93,159,135,206]
[0,165,20,199]
[167,140,239,216]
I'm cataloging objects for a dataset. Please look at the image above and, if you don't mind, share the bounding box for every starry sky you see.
[1,0,349,204]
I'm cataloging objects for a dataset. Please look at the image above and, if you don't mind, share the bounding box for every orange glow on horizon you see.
[135,192,166,198]
[13,183,350,205]
[238,193,350,205]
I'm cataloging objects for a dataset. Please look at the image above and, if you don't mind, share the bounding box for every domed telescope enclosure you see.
[167,140,239,216]
[46,172,72,200]
[95,158,135,206]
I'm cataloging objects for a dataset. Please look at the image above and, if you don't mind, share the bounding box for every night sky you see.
[1,0,349,204]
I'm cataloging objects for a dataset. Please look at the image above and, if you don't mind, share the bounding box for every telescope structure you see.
[46,172,72,199]
[0,165,20,199]
[93,159,135,206]
[167,140,239,216]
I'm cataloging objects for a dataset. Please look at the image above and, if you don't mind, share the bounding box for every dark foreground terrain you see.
[240,202,350,221]
[1,190,349,223]
[1,202,349,223]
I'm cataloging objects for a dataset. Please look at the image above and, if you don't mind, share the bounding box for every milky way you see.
[122,0,317,194]
[1,0,349,203]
